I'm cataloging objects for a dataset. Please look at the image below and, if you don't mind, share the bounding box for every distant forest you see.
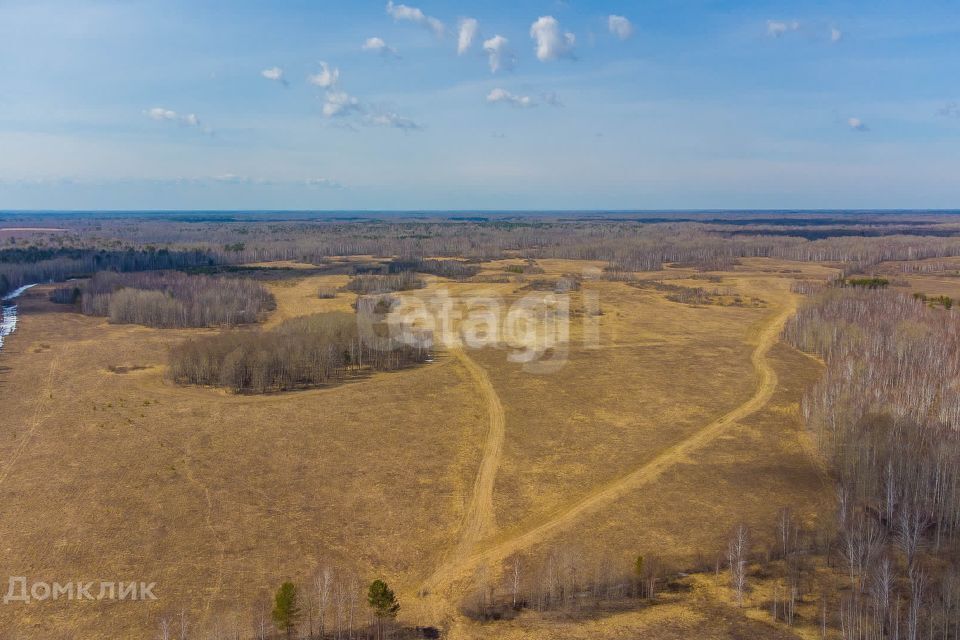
[5,212,960,296]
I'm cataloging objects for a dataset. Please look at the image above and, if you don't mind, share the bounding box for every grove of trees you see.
[784,287,960,639]
[169,311,430,393]
[78,271,276,328]
[343,272,424,295]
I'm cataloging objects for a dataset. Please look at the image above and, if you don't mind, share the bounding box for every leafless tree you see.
[728,524,750,607]
[157,617,171,640]
[315,568,333,639]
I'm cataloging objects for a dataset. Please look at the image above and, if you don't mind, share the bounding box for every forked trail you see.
[418,295,798,620]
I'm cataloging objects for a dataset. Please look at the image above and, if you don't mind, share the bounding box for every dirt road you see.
[417,296,798,629]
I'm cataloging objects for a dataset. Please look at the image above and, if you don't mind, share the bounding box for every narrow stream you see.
[0,284,38,352]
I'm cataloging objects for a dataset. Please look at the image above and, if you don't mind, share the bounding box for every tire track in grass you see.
[418,297,798,623]
[445,348,505,559]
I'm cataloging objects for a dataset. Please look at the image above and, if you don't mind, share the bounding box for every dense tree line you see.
[784,288,960,639]
[79,271,275,328]
[0,247,220,296]
[169,312,430,393]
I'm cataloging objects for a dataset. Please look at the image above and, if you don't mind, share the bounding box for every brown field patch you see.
[0,259,838,638]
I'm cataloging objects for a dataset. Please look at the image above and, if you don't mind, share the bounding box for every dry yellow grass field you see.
[0,258,839,638]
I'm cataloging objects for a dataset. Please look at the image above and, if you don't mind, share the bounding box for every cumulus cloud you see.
[847,117,868,131]
[386,1,444,37]
[322,90,361,118]
[767,20,800,37]
[144,107,211,134]
[362,37,398,57]
[830,27,843,43]
[308,62,340,88]
[486,88,534,108]
[457,17,479,55]
[306,60,419,130]
[530,16,575,62]
[261,66,287,85]
[482,35,513,73]
[608,15,633,40]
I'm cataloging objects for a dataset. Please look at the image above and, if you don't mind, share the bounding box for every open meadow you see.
[0,254,842,638]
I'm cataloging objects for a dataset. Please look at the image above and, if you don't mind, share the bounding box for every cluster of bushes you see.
[626,280,762,307]
[913,291,954,309]
[168,312,430,393]
[838,276,890,289]
[79,271,275,328]
[344,271,424,294]
[520,278,581,293]
[389,258,481,280]
[504,261,545,276]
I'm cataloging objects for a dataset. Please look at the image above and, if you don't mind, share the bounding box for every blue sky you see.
[1,0,959,210]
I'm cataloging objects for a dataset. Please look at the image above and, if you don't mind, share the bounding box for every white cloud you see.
[146,107,177,121]
[767,20,800,37]
[261,66,286,84]
[847,117,868,131]
[608,15,633,40]
[366,111,422,130]
[322,90,361,117]
[482,35,513,73]
[486,88,534,108]
[386,1,444,38]
[530,16,575,62]
[362,37,398,57]
[830,27,843,43]
[457,17,479,55]
[305,59,418,129]
[144,108,211,133]
[308,62,340,88]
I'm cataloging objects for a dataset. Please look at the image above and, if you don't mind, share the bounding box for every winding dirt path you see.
[418,296,798,624]
[446,348,505,557]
